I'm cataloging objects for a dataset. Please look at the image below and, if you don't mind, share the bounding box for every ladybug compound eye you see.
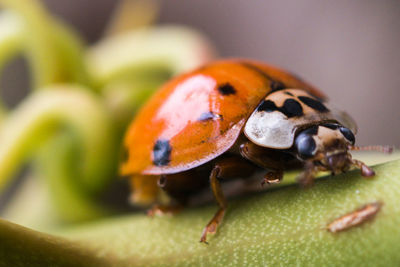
[295,131,317,159]
[339,127,355,145]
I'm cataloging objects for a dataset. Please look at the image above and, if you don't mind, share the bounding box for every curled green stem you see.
[86,25,216,88]
[0,0,88,88]
[0,10,23,73]
[0,10,23,117]
[0,86,117,194]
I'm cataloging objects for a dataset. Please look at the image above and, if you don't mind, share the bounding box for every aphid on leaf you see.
[327,202,382,233]
[120,59,392,243]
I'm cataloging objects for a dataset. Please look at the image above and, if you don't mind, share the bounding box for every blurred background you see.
[3,0,399,145]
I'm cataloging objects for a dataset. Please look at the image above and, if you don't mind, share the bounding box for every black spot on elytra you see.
[281,99,304,117]
[153,139,172,166]
[270,81,286,91]
[284,91,294,96]
[298,96,329,112]
[257,99,303,118]
[218,83,236,95]
[339,127,355,145]
[198,112,222,121]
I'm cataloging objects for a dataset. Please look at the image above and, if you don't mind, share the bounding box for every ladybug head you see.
[295,123,373,176]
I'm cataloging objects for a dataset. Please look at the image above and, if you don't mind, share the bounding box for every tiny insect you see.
[327,202,382,233]
[120,59,392,243]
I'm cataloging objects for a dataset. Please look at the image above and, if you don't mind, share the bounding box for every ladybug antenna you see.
[348,145,394,154]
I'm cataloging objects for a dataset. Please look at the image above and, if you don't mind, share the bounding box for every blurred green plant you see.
[0,0,215,227]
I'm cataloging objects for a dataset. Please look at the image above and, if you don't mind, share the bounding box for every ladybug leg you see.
[200,165,226,244]
[262,170,283,186]
[200,156,258,243]
[148,172,202,217]
[128,174,182,216]
[240,141,285,186]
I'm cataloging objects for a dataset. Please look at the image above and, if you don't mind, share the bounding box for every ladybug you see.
[120,59,391,243]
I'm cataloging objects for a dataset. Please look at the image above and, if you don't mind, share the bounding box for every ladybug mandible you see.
[120,59,391,243]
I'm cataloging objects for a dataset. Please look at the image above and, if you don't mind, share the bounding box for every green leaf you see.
[1,157,399,266]
[0,219,110,267]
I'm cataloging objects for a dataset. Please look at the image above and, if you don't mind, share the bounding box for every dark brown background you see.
[3,0,400,145]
